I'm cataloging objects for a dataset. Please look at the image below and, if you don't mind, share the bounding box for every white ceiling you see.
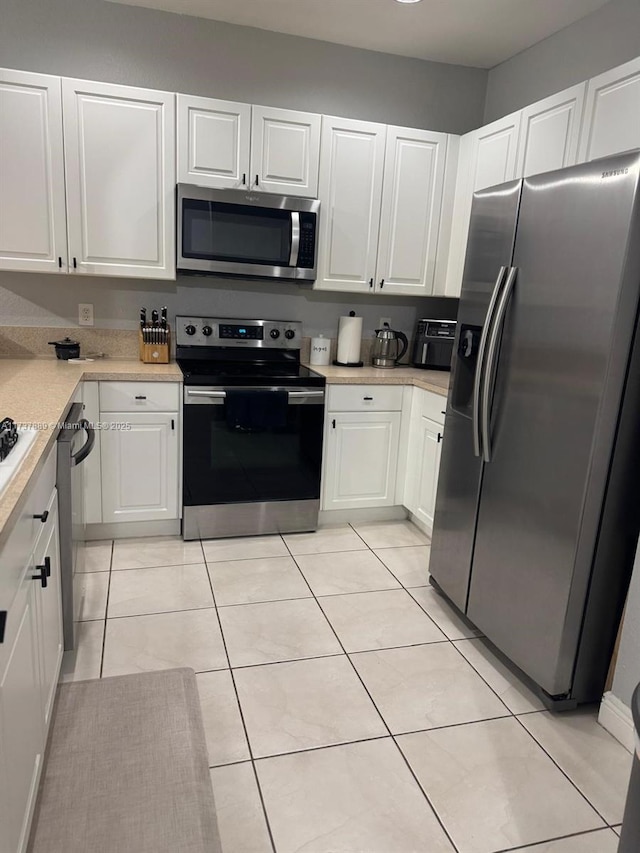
[106,0,611,68]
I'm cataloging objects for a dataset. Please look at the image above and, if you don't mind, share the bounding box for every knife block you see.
[139,327,170,364]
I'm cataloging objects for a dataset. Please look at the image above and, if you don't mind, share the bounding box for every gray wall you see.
[612,542,640,708]
[0,270,456,342]
[484,0,640,122]
[0,0,486,134]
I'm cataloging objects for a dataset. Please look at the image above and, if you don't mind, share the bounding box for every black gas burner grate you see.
[0,418,19,462]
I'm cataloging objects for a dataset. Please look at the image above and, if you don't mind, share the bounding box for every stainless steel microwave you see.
[177,185,320,281]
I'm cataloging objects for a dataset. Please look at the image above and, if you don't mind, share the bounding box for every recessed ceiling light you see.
[395,0,423,4]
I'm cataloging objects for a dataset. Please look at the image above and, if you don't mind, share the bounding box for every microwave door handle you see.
[289,211,300,267]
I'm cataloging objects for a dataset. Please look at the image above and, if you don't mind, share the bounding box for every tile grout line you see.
[441,618,616,831]
[512,713,613,828]
[281,531,462,853]
[200,537,279,853]
[98,540,114,679]
[492,823,618,851]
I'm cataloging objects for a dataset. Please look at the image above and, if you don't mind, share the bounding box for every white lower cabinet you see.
[33,496,63,730]
[0,579,43,853]
[404,388,446,535]
[96,382,181,525]
[411,416,443,531]
[100,412,179,523]
[0,451,61,853]
[322,411,401,511]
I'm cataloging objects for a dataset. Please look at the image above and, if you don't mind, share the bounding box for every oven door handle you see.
[185,389,325,400]
[289,211,300,268]
[186,390,226,398]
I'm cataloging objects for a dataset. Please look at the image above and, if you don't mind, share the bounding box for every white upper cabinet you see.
[579,56,640,162]
[316,116,387,292]
[443,111,521,298]
[250,106,321,197]
[62,78,176,279]
[471,111,522,191]
[0,69,67,274]
[177,94,251,189]
[516,83,586,177]
[177,97,321,196]
[376,126,448,296]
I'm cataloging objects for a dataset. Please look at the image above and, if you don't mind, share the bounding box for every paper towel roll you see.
[337,314,363,365]
[310,335,331,366]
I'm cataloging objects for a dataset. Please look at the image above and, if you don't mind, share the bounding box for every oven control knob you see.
[202,325,212,337]
[284,329,295,340]
[270,329,280,339]
[185,325,196,336]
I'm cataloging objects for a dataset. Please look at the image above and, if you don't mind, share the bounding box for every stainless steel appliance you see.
[411,319,456,370]
[177,185,320,281]
[177,316,326,540]
[57,402,95,650]
[430,150,640,708]
[371,324,409,368]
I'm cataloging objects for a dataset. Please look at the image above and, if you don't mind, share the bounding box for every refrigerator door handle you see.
[472,265,508,457]
[481,265,518,463]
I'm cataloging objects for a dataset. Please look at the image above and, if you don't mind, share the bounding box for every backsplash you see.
[0,326,393,366]
[0,272,458,343]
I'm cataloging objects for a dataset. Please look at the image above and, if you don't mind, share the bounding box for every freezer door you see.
[467,152,640,697]
[430,181,521,610]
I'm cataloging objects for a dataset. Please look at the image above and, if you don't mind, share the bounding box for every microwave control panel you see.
[297,213,317,269]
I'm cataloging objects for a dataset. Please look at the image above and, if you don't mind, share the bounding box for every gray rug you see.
[29,668,221,853]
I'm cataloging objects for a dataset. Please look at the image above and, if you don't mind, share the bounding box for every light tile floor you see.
[63,523,631,853]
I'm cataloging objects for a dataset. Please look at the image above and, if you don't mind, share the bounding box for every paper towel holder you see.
[333,310,364,367]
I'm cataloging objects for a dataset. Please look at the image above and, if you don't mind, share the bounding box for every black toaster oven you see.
[411,319,456,370]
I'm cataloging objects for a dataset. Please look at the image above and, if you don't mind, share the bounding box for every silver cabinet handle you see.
[289,211,300,268]
[473,266,507,458]
[481,266,518,463]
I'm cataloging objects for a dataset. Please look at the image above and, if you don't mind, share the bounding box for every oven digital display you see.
[219,324,263,340]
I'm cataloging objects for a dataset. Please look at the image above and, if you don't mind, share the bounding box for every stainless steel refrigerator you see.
[430,150,640,708]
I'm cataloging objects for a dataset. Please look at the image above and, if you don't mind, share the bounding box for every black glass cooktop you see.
[177,359,325,387]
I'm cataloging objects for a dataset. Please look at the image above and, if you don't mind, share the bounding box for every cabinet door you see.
[579,56,640,162]
[0,579,43,853]
[100,412,178,523]
[0,69,67,274]
[322,411,401,510]
[315,116,386,293]
[62,78,175,279]
[443,111,522,298]
[413,417,443,534]
[33,497,62,731]
[375,127,448,296]
[250,106,321,197]
[177,94,251,189]
[516,83,586,177]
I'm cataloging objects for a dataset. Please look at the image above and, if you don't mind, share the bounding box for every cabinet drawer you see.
[416,388,447,425]
[328,385,403,412]
[99,382,180,412]
[28,442,57,538]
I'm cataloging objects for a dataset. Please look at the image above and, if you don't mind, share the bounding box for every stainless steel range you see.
[176,316,326,540]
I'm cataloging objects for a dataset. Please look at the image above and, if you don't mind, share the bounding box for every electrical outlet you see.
[78,303,94,326]
[379,316,392,329]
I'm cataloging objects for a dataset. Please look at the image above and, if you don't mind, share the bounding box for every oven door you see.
[177,185,318,281]
[182,386,325,539]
